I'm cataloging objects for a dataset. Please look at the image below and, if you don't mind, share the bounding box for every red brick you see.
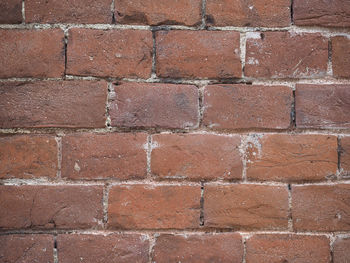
[115,0,201,26]
[108,184,201,229]
[333,237,350,263]
[0,81,107,128]
[0,234,53,263]
[332,36,350,78]
[57,234,149,263]
[293,0,350,27]
[0,29,64,78]
[245,32,328,78]
[0,0,22,23]
[0,185,103,229]
[62,133,147,180]
[206,0,290,27]
[26,0,112,23]
[156,30,241,79]
[204,184,289,230]
[153,233,243,262]
[0,135,57,179]
[295,84,350,129]
[340,136,350,176]
[151,134,242,180]
[110,82,199,129]
[246,234,331,263]
[292,185,350,231]
[203,85,292,130]
[67,29,152,78]
[246,134,338,182]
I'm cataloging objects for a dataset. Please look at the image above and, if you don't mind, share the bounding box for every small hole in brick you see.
[260,33,265,40]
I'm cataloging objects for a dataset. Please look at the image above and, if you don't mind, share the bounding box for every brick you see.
[57,234,149,263]
[26,0,112,23]
[340,137,350,176]
[115,0,201,26]
[156,30,241,79]
[206,0,290,27]
[0,29,64,78]
[0,81,107,128]
[246,234,331,263]
[62,133,147,180]
[246,134,338,182]
[151,134,242,180]
[292,185,350,231]
[0,185,103,229]
[67,29,152,78]
[153,233,243,262]
[0,135,57,179]
[203,85,292,130]
[295,84,350,129]
[245,32,328,78]
[333,237,350,263]
[293,0,350,27]
[204,184,289,230]
[0,234,53,263]
[108,184,200,229]
[0,0,22,23]
[110,82,199,129]
[332,36,350,78]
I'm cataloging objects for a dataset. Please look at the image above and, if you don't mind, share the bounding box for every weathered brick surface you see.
[57,234,149,263]
[62,133,147,180]
[0,0,22,23]
[115,0,201,26]
[0,29,64,78]
[67,29,153,78]
[156,30,241,79]
[246,234,331,263]
[340,136,350,176]
[202,85,292,130]
[245,32,328,78]
[295,84,350,129]
[246,134,338,182]
[151,133,242,180]
[206,0,290,27]
[153,233,243,262]
[333,237,350,263]
[110,82,199,129]
[108,185,201,229]
[0,81,107,128]
[0,185,103,229]
[292,185,350,231]
[0,235,54,263]
[332,36,350,78]
[204,184,289,230]
[0,135,57,179]
[293,0,350,27]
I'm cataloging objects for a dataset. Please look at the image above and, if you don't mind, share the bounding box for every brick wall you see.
[0,0,350,262]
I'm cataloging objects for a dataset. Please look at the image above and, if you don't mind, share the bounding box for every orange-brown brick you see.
[295,84,350,129]
[153,233,243,262]
[156,30,241,79]
[203,85,292,130]
[204,184,289,230]
[292,185,350,231]
[110,82,199,129]
[0,0,22,23]
[62,133,147,180]
[0,185,103,229]
[57,234,149,263]
[0,29,64,78]
[333,237,350,263]
[26,0,112,23]
[245,32,328,78]
[67,29,152,78]
[108,184,201,229]
[340,136,350,177]
[151,133,242,180]
[332,36,350,78]
[206,0,290,27]
[246,134,338,182]
[0,135,57,179]
[0,81,107,128]
[115,0,201,26]
[246,234,331,263]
